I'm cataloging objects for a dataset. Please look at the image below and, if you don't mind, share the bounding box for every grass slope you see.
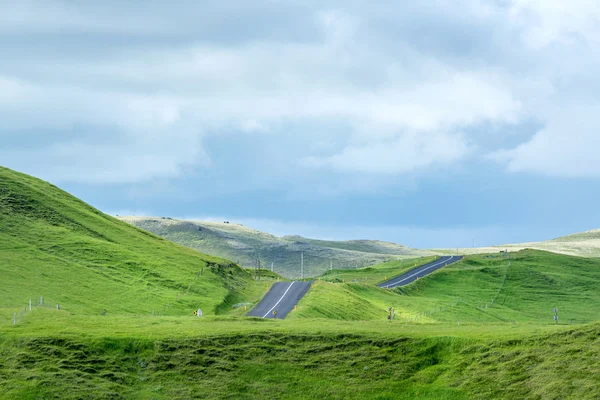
[119,217,432,278]
[0,166,267,317]
[297,250,600,324]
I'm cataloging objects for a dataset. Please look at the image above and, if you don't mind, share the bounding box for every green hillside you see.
[295,250,600,324]
[119,216,432,278]
[0,166,268,317]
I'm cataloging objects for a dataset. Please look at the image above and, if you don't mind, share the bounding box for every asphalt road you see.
[246,281,312,319]
[378,255,463,289]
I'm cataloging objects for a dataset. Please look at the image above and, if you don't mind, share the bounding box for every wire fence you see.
[5,295,64,326]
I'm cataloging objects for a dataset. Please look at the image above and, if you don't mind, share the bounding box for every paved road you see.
[246,281,312,319]
[378,255,463,289]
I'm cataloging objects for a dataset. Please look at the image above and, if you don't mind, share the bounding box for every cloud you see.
[304,131,470,174]
[1,0,600,185]
[488,105,600,177]
[509,0,600,48]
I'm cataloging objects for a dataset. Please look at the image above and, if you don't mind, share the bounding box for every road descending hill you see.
[378,255,463,288]
[120,216,432,278]
[246,281,312,319]
[0,166,265,316]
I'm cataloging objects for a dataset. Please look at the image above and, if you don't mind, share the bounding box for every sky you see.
[2,0,600,248]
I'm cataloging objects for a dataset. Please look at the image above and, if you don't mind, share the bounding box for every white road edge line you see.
[263,281,296,318]
[382,257,456,289]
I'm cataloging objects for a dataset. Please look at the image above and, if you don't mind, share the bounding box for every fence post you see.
[29,299,32,311]
[14,313,17,326]
[40,296,43,306]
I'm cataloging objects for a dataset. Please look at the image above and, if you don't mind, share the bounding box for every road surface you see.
[246,281,312,319]
[378,255,463,289]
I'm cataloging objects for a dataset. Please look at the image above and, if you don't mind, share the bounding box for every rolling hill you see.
[119,216,433,278]
[0,166,266,317]
[434,229,600,257]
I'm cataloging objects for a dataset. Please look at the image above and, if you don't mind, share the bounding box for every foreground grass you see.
[0,310,598,399]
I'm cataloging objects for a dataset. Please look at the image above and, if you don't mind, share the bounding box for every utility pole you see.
[254,252,258,280]
[301,252,304,280]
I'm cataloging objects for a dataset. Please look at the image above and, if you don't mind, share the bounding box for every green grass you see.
[1,310,599,399]
[297,250,600,324]
[0,166,272,317]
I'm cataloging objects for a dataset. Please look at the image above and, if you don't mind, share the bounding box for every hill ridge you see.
[119,216,432,278]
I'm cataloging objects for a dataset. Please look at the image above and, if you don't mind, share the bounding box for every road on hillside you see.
[246,281,312,319]
[378,255,463,289]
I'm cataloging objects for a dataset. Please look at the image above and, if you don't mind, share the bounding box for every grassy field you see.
[119,217,433,278]
[1,310,599,399]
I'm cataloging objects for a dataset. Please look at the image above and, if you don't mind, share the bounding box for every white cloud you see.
[509,0,600,48]
[488,105,600,177]
[305,131,470,174]
[2,0,600,184]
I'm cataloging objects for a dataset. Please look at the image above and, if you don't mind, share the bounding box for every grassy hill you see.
[294,249,600,324]
[0,166,272,317]
[434,229,600,257]
[119,216,432,278]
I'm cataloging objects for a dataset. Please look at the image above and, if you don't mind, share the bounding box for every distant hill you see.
[0,166,253,316]
[434,229,600,257]
[119,217,433,278]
